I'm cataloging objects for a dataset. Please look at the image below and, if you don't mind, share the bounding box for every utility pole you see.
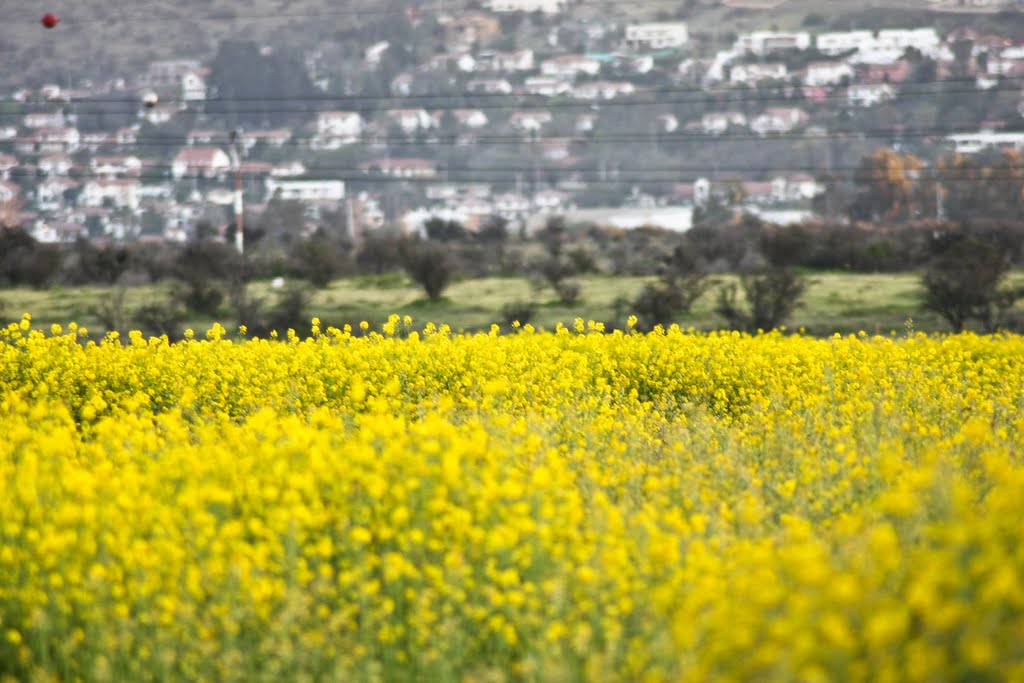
[228,129,244,255]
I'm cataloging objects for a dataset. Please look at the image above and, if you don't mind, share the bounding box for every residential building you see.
[533,189,569,213]
[492,193,531,220]
[23,111,65,129]
[446,12,502,46]
[523,76,572,96]
[181,69,207,101]
[466,78,513,94]
[171,147,231,179]
[315,111,363,144]
[859,60,913,84]
[357,158,439,178]
[36,178,79,211]
[508,110,553,132]
[38,153,74,176]
[847,83,895,107]
[625,23,689,50]
[701,111,748,135]
[730,62,788,85]
[875,28,941,55]
[771,174,823,201]
[571,81,636,100]
[540,55,602,79]
[91,155,143,178]
[0,153,16,179]
[815,31,875,56]
[265,178,345,202]
[36,127,81,154]
[733,31,811,56]
[803,61,855,86]
[385,108,433,134]
[141,59,202,87]
[751,107,809,135]
[81,178,141,210]
[486,0,566,14]
[946,130,1024,154]
[0,180,19,203]
[476,50,535,72]
[186,129,222,146]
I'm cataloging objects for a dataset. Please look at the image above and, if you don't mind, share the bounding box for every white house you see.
[571,81,636,100]
[701,111,747,135]
[265,178,345,202]
[492,193,531,220]
[847,83,895,107]
[734,31,811,56]
[803,61,855,87]
[95,155,143,177]
[357,158,439,178]
[533,189,569,213]
[385,108,434,134]
[751,107,809,136]
[876,28,940,56]
[478,50,535,72]
[37,127,81,154]
[815,31,875,56]
[23,111,65,129]
[508,111,553,132]
[770,174,823,202]
[315,111,363,143]
[38,153,73,176]
[523,76,572,97]
[81,179,141,210]
[540,55,602,79]
[171,147,231,179]
[946,131,1024,154]
[730,62,788,85]
[452,109,489,129]
[36,178,79,211]
[181,70,207,101]
[487,0,565,14]
[625,23,689,50]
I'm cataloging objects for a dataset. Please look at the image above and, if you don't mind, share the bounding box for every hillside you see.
[4,0,1022,90]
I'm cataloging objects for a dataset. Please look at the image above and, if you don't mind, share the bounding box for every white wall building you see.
[81,179,141,210]
[847,83,895,107]
[265,178,345,202]
[625,23,689,50]
[701,111,748,135]
[487,0,566,14]
[734,31,811,56]
[803,61,855,87]
[876,28,941,56]
[540,55,602,79]
[751,108,809,136]
[315,111,363,145]
[730,62,788,85]
[815,31,875,56]
[946,131,1024,154]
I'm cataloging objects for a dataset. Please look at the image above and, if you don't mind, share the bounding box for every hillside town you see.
[3,5,1024,245]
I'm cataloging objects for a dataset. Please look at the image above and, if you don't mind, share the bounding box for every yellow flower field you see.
[1,314,1023,682]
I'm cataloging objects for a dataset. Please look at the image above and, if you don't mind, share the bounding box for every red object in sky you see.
[41,13,58,29]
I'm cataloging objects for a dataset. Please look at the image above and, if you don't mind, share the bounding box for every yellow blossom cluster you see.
[1,313,1024,682]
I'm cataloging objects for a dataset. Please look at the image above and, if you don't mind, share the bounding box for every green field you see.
[3,271,1022,336]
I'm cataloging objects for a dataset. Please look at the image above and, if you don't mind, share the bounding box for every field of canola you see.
[1,313,1024,682]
